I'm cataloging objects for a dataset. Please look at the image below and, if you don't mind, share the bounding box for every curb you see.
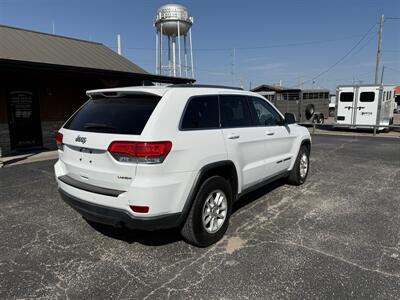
[0,150,58,168]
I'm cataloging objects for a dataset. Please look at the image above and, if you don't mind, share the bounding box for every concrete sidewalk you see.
[0,150,58,168]
[308,126,400,138]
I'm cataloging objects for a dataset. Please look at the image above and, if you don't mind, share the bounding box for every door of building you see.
[6,89,43,150]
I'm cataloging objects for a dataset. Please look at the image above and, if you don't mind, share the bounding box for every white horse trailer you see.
[335,85,395,130]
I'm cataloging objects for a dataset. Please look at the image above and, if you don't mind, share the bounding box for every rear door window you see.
[360,92,375,102]
[340,92,354,102]
[181,95,219,130]
[63,95,160,135]
[220,95,252,128]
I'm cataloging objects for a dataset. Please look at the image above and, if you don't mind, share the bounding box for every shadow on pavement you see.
[85,219,182,246]
[233,178,286,214]
[85,178,287,246]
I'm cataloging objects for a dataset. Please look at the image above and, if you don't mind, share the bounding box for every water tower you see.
[154,4,194,78]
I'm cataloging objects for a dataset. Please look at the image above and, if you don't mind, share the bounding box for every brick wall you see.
[41,121,64,150]
[0,123,11,157]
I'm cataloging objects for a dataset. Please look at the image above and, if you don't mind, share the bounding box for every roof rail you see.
[169,84,243,91]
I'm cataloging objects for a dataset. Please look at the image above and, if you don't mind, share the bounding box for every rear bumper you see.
[58,189,182,231]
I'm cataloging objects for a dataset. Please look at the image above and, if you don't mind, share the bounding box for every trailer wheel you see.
[319,113,324,124]
[312,114,319,124]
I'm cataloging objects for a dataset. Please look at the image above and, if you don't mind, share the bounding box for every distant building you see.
[0,25,193,156]
[395,86,400,96]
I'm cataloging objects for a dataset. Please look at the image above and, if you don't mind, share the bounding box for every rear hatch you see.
[58,93,161,192]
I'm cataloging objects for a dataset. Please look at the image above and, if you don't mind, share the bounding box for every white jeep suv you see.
[54,84,311,247]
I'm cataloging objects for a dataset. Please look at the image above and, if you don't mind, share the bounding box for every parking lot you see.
[0,134,399,299]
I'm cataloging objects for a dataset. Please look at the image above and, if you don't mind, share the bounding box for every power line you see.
[385,66,400,73]
[107,34,366,52]
[297,23,378,86]
[350,31,378,57]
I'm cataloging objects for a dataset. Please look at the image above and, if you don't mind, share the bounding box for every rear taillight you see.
[55,132,63,150]
[129,205,149,213]
[108,141,172,164]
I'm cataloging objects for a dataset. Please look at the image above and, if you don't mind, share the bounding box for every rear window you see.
[360,92,375,102]
[340,92,354,102]
[64,96,160,135]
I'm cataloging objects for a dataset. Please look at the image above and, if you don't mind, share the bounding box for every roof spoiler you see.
[169,84,243,91]
[86,90,163,98]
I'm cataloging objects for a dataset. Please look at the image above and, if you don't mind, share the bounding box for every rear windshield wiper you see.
[84,123,119,132]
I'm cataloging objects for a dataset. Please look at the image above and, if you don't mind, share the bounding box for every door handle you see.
[228,134,240,140]
[266,131,275,136]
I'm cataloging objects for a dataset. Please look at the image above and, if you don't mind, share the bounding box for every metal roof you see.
[251,84,294,92]
[0,24,148,74]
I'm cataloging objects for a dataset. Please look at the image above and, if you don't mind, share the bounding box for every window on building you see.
[181,95,219,130]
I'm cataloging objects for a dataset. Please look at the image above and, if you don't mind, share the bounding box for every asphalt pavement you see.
[0,135,399,299]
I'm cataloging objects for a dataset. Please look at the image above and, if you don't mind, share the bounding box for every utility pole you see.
[380,65,385,85]
[231,48,236,85]
[117,33,122,56]
[375,14,384,84]
[298,75,304,89]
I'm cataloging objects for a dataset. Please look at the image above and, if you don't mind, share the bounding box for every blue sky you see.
[1,0,399,90]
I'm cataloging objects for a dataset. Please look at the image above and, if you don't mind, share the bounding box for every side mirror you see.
[284,113,296,125]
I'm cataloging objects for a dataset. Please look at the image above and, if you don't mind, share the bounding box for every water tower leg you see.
[189,28,194,78]
[184,35,188,78]
[177,21,182,77]
[159,25,163,75]
[172,36,176,77]
[155,31,158,75]
[168,36,171,76]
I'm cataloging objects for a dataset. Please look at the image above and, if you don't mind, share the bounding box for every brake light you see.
[108,141,172,164]
[55,132,63,150]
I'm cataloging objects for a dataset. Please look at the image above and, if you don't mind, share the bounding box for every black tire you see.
[287,146,310,185]
[311,114,319,124]
[318,113,324,124]
[181,176,232,247]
